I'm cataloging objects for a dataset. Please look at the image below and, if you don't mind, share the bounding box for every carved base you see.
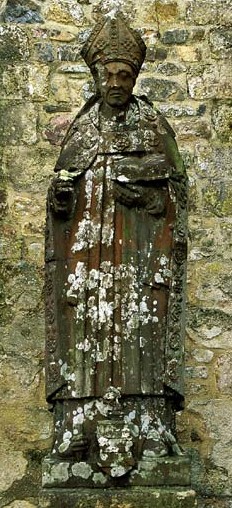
[39,487,197,508]
[42,455,191,488]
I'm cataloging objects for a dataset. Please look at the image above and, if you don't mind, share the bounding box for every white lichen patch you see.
[71,462,92,479]
[93,472,107,485]
[111,465,127,477]
[71,212,101,252]
[154,272,164,284]
[50,462,69,483]
[60,362,76,382]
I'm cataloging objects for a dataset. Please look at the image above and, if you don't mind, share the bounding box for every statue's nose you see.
[111,74,120,87]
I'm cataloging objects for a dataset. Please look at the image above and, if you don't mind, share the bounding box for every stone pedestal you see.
[42,455,191,488]
[39,487,197,508]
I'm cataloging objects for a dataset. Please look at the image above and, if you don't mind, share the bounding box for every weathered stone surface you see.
[188,64,232,99]
[2,146,56,191]
[33,42,55,63]
[159,103,206,118]
[212,102,232,142]
[3,1,44,23]
[0,102,37,145]
[161,29,189,45]
[0,25,29,61]
[0,63,49,100]
[186,0,232,26]
[174,119,211,140]
[157,61,186,75]
[193,145,232,179]
[43,0,84,26]
[6,502,37,508]
[0,449,27,492]
[50,73,70,103]
[216,355,232,394]
[146,46,168,62]
[209,29,232,59]
[138,77,186,100]
[153,0,179,22]
[188,400,232,480]
[39,488,197,508]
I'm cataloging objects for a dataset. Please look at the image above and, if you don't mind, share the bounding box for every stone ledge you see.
[39,487,197,508]
[42,456,191,488]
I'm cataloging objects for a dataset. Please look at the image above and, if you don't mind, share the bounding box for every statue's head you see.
[93,60,136,108]
[81,13,146,108]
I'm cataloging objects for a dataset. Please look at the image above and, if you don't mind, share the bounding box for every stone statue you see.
[44,13,188,488]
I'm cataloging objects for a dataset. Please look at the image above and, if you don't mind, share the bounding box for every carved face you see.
[96,61,136,108]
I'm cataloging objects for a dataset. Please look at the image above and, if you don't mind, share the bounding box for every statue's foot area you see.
[44,395,187,487]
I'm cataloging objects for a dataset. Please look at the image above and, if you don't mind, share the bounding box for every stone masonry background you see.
[0,0,231,506]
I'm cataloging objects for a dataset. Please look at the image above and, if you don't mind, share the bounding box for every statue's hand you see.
[114,154,170,182]
[50,176,75,216]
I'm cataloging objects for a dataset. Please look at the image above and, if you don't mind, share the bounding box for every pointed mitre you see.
[81,13,146,75]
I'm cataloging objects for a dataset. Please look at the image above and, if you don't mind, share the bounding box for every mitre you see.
[81,13,146,75]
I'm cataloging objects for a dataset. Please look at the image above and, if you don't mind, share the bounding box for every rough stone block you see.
[216,354,232,394]
[146,46,168,62]
[39,487,197,508]
[0,102,37,145]
[33,42,56,62]
[188,64,232,99]
[193,145,232,179]
[42,456,191,489]
[186,0,232,26]
[0,63,49,100]
[138,77,186,101]
[43,0,84,26]
[209,29,232,59]
[157,61,186,75]
[2,1,44,24]
[56,44,81,62]
[159,104,206,118]
[0,25,29,61]
[212,102,232,142]
[50,74,71,103]
[174,119,211,140]
[2,145,57,192]
[161,29,189,45]
[154,0,179,22]
[188,400,232,486]
[0,448,27,492]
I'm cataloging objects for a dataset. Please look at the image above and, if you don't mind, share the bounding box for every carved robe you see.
[45,96,187,410]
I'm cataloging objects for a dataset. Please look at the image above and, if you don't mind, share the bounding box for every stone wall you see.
[0,0,231,506]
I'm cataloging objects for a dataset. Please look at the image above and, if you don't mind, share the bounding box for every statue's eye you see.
[119,71,130,79]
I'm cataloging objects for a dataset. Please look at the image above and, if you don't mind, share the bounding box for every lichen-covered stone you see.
[43,0,84,26]
[157,61,186,75]
[2,145,57,191]
[0,449,27,492]
[0,25,29,61]
[186,0,232,26]
[39,487,197,508]
[188,64,232,99]
[0,63,49,100]
[7,502,37,508]
[0,102,37,145]
[209,29,232,59]
[3,1,44,24]
[161,29,189,45]
[138,77,186,101]
[212,102,232,142]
